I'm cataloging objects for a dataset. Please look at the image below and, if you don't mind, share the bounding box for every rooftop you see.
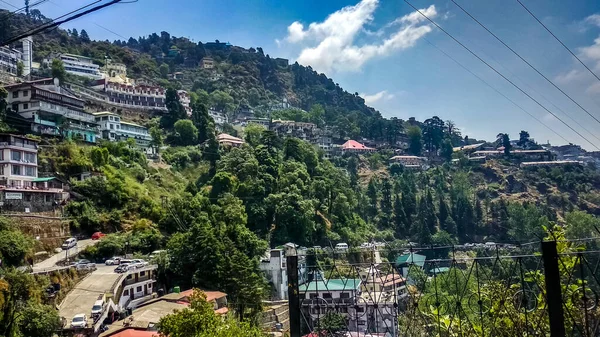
[300,278,361,292]
[132,300,187,324]
[92,111,119,116]
[396,253,426,267]
[341,140,373,150]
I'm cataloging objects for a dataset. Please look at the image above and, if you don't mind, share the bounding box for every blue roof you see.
[299,278,361,292]
[396,253,426,267]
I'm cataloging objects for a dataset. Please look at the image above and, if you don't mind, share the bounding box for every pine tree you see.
[71,28,79,38]
[366,177,378,218]
[413,198,432,244]
[80,29,90,43]
[393,194,407,237]
[438,193,449,231]
[424,190,438,235]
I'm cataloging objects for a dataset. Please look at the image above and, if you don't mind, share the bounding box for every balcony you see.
[67,122,100,132]
[38,102,95,123]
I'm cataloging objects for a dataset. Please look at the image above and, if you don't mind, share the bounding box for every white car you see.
[71,313,87,328]
[148,250,165,260]
[130,259,148,268]
[105,257,122,265]
[91,300,104,317]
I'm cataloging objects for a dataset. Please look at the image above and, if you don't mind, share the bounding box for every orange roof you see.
[341,140,373,150]
[217,133,244,144]
[177,289,227,302]
[215,307,229,315]
[109,329,158,337]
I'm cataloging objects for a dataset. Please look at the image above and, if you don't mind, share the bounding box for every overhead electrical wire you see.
[515,0,600,85]
[0,0,50,21]
[450,0,600,131]
[421,36,570,144]
[0,0,18,9]
[0,0,122,46]
[403,0,600,150]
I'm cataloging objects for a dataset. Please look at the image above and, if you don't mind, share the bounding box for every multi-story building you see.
[44,53,102,79]
[104,61,127,78]
[340,140,376,154]
[0,38,33,77]
[93,111,153,153]
[260,248,308,301]
[389,155,428,170]
[200,57,215,69]
[4,78,99,142]
[0,134,66,212]
[300,277,361,329]
[270,120,319,144]
[177,90,191,115]
[209,109,228,130]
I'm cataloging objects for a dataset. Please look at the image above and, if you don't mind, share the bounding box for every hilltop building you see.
[4,78,99,142]
[43,53,102,79]
[340,140,376,154]
[93,112,153,154]
[199,57,215,69]
[0,37,33,78]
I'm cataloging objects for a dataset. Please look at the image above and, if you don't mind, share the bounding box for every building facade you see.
[93,112,153,153]
[200,57,215,69]
[0,134,66,212]
[4,79,99,142]
[44,53,102,79]
[0,46,22,76]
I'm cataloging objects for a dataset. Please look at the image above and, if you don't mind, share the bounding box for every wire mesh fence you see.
[287,239,600,337]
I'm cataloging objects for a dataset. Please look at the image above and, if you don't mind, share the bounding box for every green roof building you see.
[299,278,361,293]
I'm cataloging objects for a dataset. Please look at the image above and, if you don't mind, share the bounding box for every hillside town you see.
[2,1,600,337]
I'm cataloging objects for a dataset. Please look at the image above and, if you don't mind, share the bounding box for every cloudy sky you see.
[4,0,600,148]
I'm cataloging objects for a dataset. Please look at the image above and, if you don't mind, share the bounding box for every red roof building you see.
[341,140,375,153]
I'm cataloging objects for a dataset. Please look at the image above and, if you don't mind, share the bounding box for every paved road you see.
[33,239,98,272]
[59,265,120,327]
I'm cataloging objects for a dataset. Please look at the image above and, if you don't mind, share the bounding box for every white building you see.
[93,111,153,153]
[389,155,428,170]
[43,53,102,79]
[116,266,157,310]
[4,78,99,142]
[209,109,228,129]
[0,38,32,77]
[260,249,288,300]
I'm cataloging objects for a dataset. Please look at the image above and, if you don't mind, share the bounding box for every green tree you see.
[174,120,198,146]
[210,90,235,114]
[507,202,547,242]
[51,59,66,83]
[71,28,79,38]
[565,210,600,240]
[158,290,264,337]
[244,123,265,147]
[150,126,164,153]
[80,29,90,43]
[497,133,512,155]
[407,125,423,156]
[316,312,347,336]
[161,88,187,129]
[0,228,34,267]
[191,101,214,144]
[366,177,379,218]
[159,63,170,78]
[16,61,23,77]
[90,147,109,168]
[440,138,453,162]
[18,302,62,337]
[518,130,530,148]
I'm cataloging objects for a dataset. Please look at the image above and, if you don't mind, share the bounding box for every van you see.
[335,243,349,251]
[91,299,104,317]
[61,238,77,250]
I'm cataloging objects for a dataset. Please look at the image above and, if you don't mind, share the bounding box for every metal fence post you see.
[541,240,565,337]
[287,255,301,337]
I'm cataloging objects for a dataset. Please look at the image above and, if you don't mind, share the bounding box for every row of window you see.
[8,150,37,163]
[122,282,152,296]
[8,165,36,176]
[12,90,29,99]
[306,292,351,299]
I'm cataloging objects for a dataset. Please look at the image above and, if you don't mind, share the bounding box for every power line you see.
[0,0,50,21]
[421,36,570,144]
[0,0,121,46]
[515,0,600,85]
[450,0,600,131]
[0,0,18,9]
[403,0,600,150]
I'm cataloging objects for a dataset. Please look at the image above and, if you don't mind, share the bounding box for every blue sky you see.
[4,0,600,148]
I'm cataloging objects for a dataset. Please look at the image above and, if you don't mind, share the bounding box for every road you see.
[33,239,98,272]
[59,265,120,327]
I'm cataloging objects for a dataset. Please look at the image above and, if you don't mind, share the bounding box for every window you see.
[110,124,114,130]
[124,289,129,296]
[309,293,317,299]
[148,283,152,289]
[322,293,332,299]
[109,116,113,121]
[0,166,4,175]
[11,151,21,161]
[126,274,132,279]
[24,193,31,201]
[11,165,21,175]
[340,293,350,299]
[12,104,17,112]
[23,90,28,97]
[23,103,28,109]
[24,153,35,163]
[136,286,142,292]
[12,91,18,98]
[140,271,145,276]
[25,166,35,176]
[45,194,51,202]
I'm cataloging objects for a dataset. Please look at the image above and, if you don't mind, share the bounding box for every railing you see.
[287,239,600,337]
[38,102,95,123]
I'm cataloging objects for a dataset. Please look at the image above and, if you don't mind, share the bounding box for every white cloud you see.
[585,14,600,27]
[554,69,585,84]
[278,0,437,73]
[543,113,558,122]
[579,37,600,72]
[360,90,395,104]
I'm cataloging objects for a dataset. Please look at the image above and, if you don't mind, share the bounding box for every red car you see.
[91,232,105,240]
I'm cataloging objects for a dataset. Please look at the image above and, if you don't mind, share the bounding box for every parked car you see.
[91,300,104,317]
[130,259,148,268]
[61,238,77,250]
[148,250,165,260]
[71,314,87,328]
[91,232,105,240]
[114,264,130,273]
[105,257,122,265]
[335,243,349,251]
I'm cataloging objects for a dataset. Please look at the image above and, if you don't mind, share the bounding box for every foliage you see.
[157,290,265,337]
[174,120,198,146]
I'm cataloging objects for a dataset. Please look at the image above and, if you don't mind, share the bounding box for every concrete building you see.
[208,109,228,129]
[93,112,152,153]
[341,140,376,154]
[0,134,66,212]
[0,38,33,77]
[4,78,99,142]
[199,57,215,69]
[217,133,244,147]
[390,155,428,170]
[300,278,361,330]
[271,120,319,144]
[260,249,288,300]
[44,53,102,79]
[115,267,158,310]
